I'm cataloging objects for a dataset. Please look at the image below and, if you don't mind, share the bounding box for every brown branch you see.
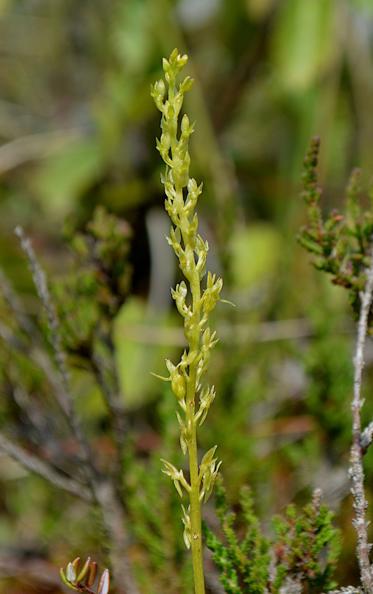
[0,432,92,502]
[349,245,373,593]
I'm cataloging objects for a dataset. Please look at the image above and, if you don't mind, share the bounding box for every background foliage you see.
[1,0,373,592]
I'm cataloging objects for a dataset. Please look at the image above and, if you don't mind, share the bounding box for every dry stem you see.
[350,245,373,592]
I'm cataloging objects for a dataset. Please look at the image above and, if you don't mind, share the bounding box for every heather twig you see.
[349,245,373,593]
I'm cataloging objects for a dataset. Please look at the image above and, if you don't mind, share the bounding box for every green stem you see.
[152,51,220,594]
[189,424,205,594]
[186,265,205,594]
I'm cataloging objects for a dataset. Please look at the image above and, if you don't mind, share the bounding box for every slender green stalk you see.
[151,50,222,594]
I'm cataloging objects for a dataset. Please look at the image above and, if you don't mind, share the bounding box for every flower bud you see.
[171,371,186,400]
[181,114,190,134]
[151,79,166,110]
[180,76,194,94]
[162,57,170,73]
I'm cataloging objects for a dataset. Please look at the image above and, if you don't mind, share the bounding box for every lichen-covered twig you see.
[349,244,373,593]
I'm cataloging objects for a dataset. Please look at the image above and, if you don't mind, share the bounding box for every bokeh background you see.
[1,0,373,592]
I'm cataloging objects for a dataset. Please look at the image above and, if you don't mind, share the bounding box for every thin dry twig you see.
[15,227,71,401]
[14,226,96,482]
[0,433,92,501]
[349,244,373,592]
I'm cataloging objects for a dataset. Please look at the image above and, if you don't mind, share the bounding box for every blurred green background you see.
[1,0,373,592]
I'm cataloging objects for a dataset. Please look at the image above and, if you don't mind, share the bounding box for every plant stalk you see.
[187,271,205,594]
[152,49,222,594]
[189,426,205,594]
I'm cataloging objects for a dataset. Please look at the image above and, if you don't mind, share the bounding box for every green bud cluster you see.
[152,49,222,594]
